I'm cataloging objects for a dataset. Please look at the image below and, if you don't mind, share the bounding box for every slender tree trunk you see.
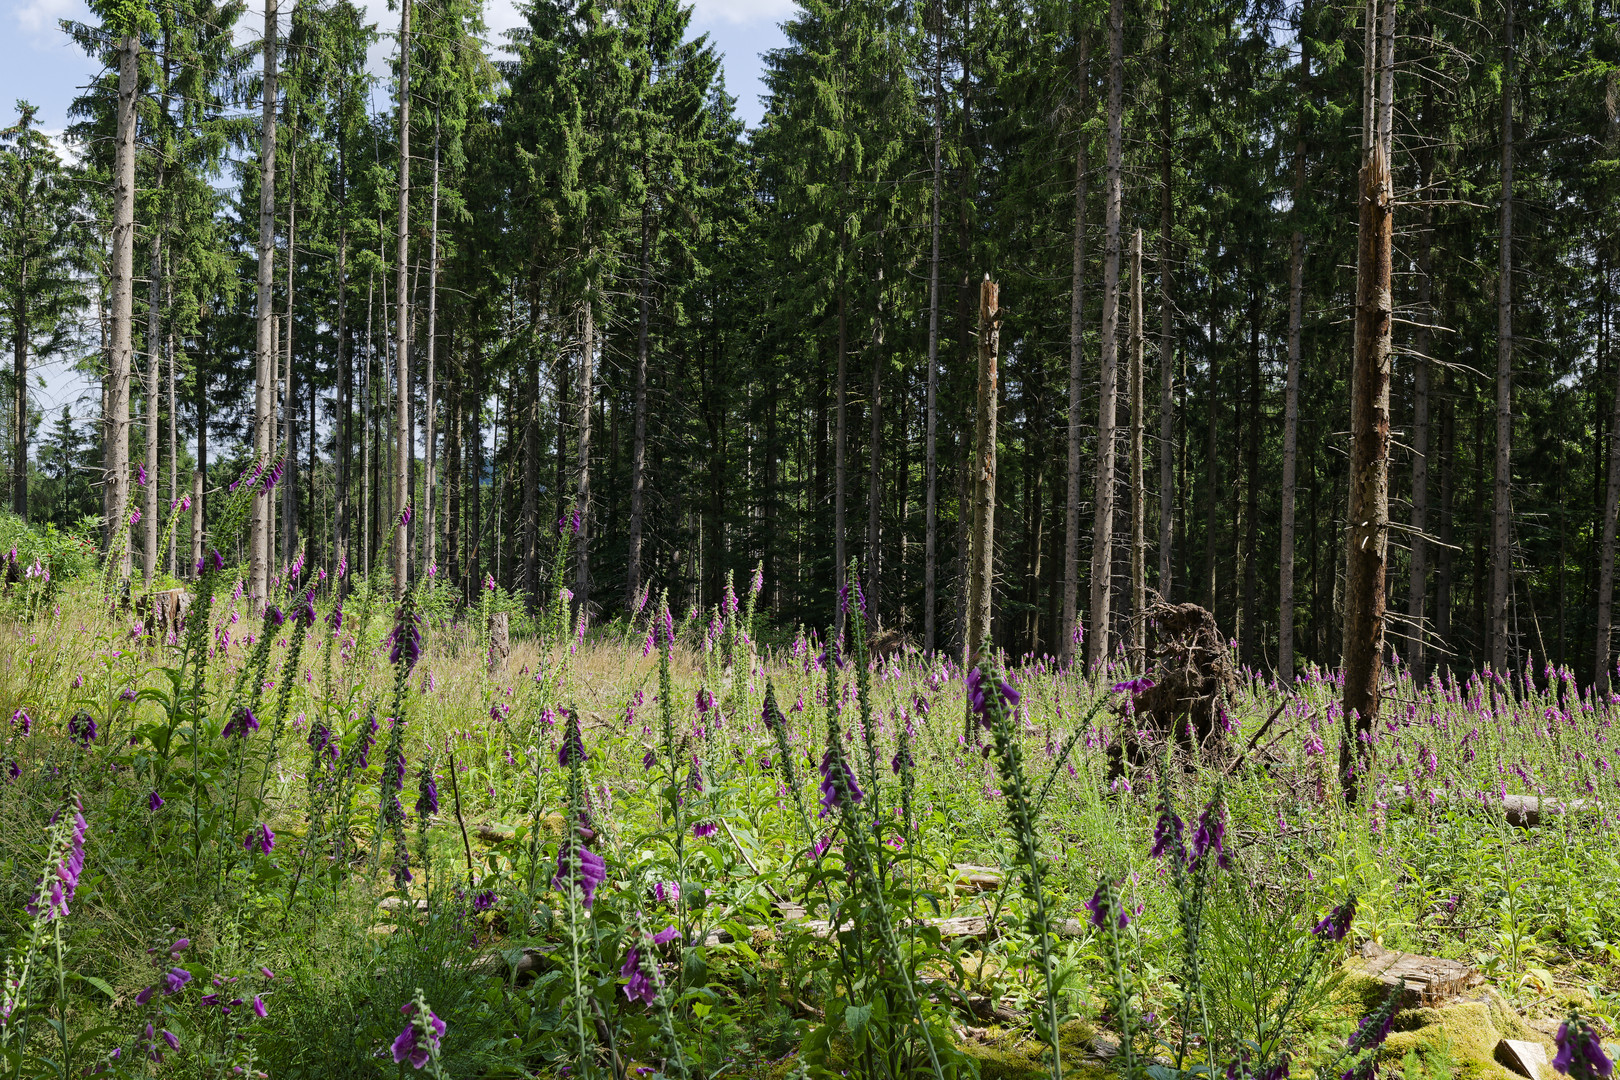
[251,0,277,606]
[866,269,884,622]
[1407,116,1436,678]
[835,273,848,636]
[166,286,176,576]
[1129,229,1146,668]
[1156,1,1174,600]
[923,5,945,654]
[281,117,298,568]
[361,272,373,577]
[106,32,140,581]
[573,297,593,614]
[392,0,411,596]
[1242,275,1260,667]
[469,337,483,591]
[628,182,652,610]
[1088,0,1123,669]
[193,322,207,568]
[143,215,162,587]
[1340,0,1395,803]
[1436,377,1454,656]
[1062,31,1091,667]
[1490,0,1515,674]
[424,111,440,572]
[965,277,1000,669]
[1598,248,1620,692]
[1280,16,1309,684]
[1204,298,1219,614]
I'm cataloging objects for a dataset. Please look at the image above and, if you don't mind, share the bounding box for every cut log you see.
[952,865,1004,892]
[1355,941,1483,1006]
[1407,790,1591,828]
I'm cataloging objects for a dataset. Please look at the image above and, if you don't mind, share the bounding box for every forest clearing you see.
[1,0,1619,1072]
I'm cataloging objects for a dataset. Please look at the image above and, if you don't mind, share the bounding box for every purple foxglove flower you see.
[67,710,97,745]
[651,925,679,945]
[137,464,147,486]
[161,1030,179,1052]
[12,708,30,733]
[266,606,285,630]
[392,1003,444,1070]
[245,823,275,855]
[1190,802,1230,871]
[558,724,588,767]
[471,890,496,912]
[170,938,188,953]
[148,791,165,813]
[1347,1007,1394,1053]
[1554,1013,1614,1079]
[817,748,864,817]
[399,505,413,526]
[1084,882,1128,931]
[1112,676,1155,695]
[695,688,714,714]
[223,706,259,739]
[164,967,191,994]
[621,947,657,1004]
[5,760,17,781]
[1150,802,1185,865]
[416,768,439,817]
[642,748,657,770]
[136,985,156,1005]
[252,995,268,1018]
[388,610,423,673]
[653,881,680,904]
[1312,897,1356,942]
[693,822,717,839]
[553,843,608,907]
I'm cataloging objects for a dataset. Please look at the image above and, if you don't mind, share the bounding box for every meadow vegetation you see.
[0,487,1617,1079]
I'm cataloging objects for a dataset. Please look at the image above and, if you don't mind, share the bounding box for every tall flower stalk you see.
[971,661,1065,1080]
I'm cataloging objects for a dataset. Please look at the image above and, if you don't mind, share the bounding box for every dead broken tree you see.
[1111,602,1239,773]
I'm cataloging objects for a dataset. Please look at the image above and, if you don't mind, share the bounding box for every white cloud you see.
[13,0,88,47]
[688,0,794,26]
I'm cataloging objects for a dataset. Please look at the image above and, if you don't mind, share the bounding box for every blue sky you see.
[0,0,790,421]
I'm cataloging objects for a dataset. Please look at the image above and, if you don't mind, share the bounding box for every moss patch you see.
[1380,993,1555,1080]
[957,1020,1112,1080]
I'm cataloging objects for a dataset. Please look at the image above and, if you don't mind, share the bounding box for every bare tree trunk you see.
[143,221,162,587]
[166,286,176,576]
[250,0,277,606]
[923,3,945,654]
[1062,30,1091,667]
[108,38,139,581]
[1280,12,1309,684]
[1490,0,1515,674]
[424,111,440,572]
[1600,249,1620,693]
[866,266,885,622]
[627,184,652,610]
[1129,229,1146,668]
[1340,0,1395,803]
[281,118,299,568]
[361,272,373,577]
[573,297,593,614]
[1407,109,1435,678]
[1088,0,1123,670]
[1156,0,1174,600]
[965,277,1000,669]
[835,275,848,637]
[392,0,412,596]
[469,338,483,591]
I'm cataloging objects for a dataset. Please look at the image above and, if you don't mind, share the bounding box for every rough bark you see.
[1280,15,1308,683]
[1088,0,1123,670]
[424,112,441,572]
[835,275,848,637]
[392,0,412,596]
[1490,0,1515,673]
[251,0,277,606]
[965,278,1000,668]
[1601,253,1620,694]
[923,5,945,654]
[281,118,298,567]
[573,297,593,615]
[1156,1,1174,602]
[627,184,652,611]
[106,33,139,581]
[143,216,161,586]
[1062,31,1090,667]
[1341,0,1395,804]
[1407,113,1435,677]
[1129,230,1146,668]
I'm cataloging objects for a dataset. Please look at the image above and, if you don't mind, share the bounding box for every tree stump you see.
[487,611,510,675]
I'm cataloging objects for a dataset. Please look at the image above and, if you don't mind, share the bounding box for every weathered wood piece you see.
[488,611,510,674]
[1356,941,1483,1006]
[952,865,1004,893]
[1496,1038,1548,1080]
